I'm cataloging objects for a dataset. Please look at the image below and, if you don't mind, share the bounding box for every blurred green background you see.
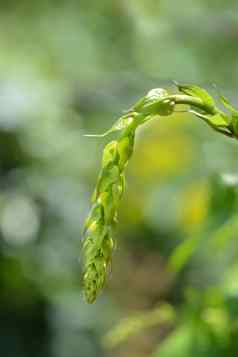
[1,1,238,356]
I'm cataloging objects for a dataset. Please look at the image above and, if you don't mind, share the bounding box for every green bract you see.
[133,88,175,116]
[219,94,238,137]
[82,83,238,303]
[176,83,215,108]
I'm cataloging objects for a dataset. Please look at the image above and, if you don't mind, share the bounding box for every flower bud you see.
[134,88,174,116]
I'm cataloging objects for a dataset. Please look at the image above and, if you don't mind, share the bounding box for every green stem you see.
[167,94,217,115]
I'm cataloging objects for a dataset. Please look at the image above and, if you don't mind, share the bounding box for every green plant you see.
[82,83,238,304]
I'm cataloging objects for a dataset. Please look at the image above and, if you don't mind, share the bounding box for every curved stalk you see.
[82,83,237,303]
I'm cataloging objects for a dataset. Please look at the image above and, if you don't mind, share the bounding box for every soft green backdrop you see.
[1,1,238,356]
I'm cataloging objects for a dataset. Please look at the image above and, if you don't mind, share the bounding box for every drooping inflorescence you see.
[82,83,238,303]
[82,118,137,303]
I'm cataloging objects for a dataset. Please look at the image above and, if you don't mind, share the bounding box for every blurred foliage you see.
[1,1,238,357]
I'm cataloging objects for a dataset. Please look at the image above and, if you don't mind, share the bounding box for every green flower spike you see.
[82,84,237,303]
[82,116,139,303]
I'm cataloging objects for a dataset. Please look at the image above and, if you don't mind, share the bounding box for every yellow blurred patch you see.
[120,189,145,226]
[130,116,194,182]
[179,181,209,234]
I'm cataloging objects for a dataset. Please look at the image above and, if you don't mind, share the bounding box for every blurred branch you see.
[102,303,175,349]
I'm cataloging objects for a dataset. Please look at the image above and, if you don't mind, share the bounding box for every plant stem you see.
[167,94,217,115]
